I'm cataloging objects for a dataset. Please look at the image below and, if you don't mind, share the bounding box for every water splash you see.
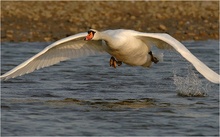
[173,65,208,97]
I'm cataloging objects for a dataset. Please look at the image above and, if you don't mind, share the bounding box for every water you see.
[1,40,219,136]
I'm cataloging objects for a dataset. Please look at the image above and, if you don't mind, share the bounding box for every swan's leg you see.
[109,56,122,68]
[110,57,114,67]
[149,51,159,64]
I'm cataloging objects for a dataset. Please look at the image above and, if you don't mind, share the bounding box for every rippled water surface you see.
[1,40,219,136]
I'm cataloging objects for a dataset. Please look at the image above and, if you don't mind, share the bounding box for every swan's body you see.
[1,29,219,84]
[101,30,152,67]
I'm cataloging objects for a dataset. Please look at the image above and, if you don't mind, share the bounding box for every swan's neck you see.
[98,31,119,50]
[99,32,112,42]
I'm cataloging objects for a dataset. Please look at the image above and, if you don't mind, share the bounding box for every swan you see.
[1,29,219,84]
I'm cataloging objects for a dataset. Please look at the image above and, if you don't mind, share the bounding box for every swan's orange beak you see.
[84,32,94,41]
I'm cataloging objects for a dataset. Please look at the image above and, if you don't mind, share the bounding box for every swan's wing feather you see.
[1,32,105,80]
[135,32,220,84]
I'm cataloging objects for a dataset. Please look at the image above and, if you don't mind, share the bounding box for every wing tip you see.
[0,75,7,81]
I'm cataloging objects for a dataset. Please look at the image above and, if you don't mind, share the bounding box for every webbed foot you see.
[109,56,122,68]
[149,51,159,64]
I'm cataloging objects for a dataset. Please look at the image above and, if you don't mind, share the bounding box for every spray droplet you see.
[173,65,207,97]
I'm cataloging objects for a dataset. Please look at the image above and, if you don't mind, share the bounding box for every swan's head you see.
[84,29,99,41]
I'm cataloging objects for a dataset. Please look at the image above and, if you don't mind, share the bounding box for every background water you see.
[1,40,219,136]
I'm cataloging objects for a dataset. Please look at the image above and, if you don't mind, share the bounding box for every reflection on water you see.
[3,98,156,109]
[48,98,155,109]
[1,40,219,136]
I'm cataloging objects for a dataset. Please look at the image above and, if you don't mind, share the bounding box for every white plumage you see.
[1,29,219,84]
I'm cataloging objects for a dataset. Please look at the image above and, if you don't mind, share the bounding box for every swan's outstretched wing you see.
[1,32,105,80]
[135,32,220,84]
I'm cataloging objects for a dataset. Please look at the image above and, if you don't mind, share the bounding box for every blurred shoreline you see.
[1,1,219,42]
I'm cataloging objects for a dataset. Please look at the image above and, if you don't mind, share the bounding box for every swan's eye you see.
[88,30,96,35]
[88,31,92,34]
[84,31,94,41]
[89,32,93,36]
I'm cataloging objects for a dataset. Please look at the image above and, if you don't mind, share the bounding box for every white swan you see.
[1,29,219,84]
